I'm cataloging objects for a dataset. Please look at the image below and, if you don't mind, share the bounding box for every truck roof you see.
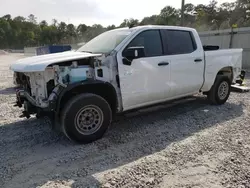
[112,25,196,32]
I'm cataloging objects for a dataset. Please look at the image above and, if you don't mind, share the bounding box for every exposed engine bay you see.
[13,54,120,118]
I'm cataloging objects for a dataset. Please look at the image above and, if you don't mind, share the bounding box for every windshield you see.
[77,29,132,54]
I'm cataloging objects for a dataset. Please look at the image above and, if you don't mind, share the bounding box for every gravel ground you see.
[0,53,250,188]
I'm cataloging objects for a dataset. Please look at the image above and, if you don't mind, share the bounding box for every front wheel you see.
[61,93,112,143]
[207,75,231,105]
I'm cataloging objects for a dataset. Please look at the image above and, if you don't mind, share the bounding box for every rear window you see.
[165,30,196,55]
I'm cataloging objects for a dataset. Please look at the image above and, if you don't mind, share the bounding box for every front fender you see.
[55,80,115,114]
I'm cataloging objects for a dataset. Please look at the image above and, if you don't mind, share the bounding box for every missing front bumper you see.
[14,86,61,119]
[14,89,36,118]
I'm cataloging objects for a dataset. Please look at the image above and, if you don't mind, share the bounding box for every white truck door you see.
[116,29,171,111]
[162,29,204,97]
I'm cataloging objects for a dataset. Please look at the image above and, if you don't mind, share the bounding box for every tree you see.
[1,0,250,49]
[184,3,195,14]
[77,24,88,36]
[107,24,116,30]
[13,16,26,22]
[140,15,159,25]
[120,18,139,27]
[82,24,106,42]
[182,3,196,27]
[158,6,179,25]
[52,19,58,26]
[58,22,67,43]
[39,20,48,28]
[66,24,76,43]
[27,14,37,24]
[2,14,11,21]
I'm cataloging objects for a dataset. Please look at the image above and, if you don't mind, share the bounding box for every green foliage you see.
[0,0,250,49]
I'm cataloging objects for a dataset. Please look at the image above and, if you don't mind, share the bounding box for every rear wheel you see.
[207,75,231,105]
[61,93,112,143]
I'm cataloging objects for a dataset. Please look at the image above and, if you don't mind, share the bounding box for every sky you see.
[0,0,236,26]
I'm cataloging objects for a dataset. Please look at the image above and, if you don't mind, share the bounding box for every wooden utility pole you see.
[181,0,185,26]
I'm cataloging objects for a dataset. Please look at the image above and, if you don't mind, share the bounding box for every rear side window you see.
[164,30,196,55]
[127,30,163,57]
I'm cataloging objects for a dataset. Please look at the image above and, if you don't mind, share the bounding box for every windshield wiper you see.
[81,51,93,53]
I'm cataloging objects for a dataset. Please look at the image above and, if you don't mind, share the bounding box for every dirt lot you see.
[0,53,250,188]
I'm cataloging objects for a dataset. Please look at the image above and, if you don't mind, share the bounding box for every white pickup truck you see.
[11,25,243,143]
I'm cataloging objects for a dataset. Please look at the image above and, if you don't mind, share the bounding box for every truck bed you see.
[202,49,243,91]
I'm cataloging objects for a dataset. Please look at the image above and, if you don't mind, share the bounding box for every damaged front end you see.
[12,55,101,119]
[15,85,62,119]
[14,72,64,119]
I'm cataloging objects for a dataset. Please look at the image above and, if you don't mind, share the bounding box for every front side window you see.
[127,30,163,57]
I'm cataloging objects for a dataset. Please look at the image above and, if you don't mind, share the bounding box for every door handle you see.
[194,59,202,63]
[158,62,169,66]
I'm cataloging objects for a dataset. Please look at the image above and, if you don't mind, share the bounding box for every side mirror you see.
[122,46,145,65]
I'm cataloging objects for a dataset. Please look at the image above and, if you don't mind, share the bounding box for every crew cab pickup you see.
[10,25,243,143]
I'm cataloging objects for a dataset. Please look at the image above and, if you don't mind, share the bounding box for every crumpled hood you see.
[10,51,102,72]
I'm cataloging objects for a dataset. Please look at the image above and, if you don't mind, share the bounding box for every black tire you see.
[207,75,231,105]
[61,93,112,144]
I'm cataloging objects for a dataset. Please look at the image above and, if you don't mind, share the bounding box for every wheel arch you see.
[202,66,234,93]
[216,66,233,83]
[56,80,118,116]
